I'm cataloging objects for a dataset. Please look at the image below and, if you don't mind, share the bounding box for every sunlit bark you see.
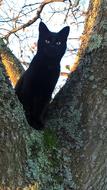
[0,38,24,86]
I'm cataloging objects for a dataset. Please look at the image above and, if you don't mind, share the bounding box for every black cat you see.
[15,22,70,130]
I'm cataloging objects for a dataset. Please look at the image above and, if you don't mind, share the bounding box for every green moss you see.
[54,175,63,184]
[43,128,58,150]
[0,68,5,81]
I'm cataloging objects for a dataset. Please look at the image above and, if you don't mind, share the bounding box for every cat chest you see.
[31,66,60,96]
[38,67,60,87]
[35,63,60,81]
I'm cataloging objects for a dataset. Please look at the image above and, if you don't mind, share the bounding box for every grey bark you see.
[0,60,27,188]
[44,0,107,189]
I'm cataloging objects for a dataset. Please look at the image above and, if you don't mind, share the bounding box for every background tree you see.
[0,0,107,189]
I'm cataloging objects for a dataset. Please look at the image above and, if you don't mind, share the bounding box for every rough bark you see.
[0,38,24,86]
[44,0,107,189]
[0,59,27,188]
[0,59,40,189]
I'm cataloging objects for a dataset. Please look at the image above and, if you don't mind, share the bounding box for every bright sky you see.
[0,0,89,62]
[0,0,89,93]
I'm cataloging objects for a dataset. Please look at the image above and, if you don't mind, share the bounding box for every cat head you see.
[37,22,70,59]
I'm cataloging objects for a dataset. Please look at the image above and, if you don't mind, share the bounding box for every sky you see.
[0,0,89,62]
[0,0,90,93]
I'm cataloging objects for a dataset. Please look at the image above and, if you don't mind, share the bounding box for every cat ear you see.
[59,26,70,40]
[39,22,50,35]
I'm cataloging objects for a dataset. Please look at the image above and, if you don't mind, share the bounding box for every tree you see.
[0,0,107,189]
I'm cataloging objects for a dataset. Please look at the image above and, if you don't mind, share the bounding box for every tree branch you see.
[4,0,65,39]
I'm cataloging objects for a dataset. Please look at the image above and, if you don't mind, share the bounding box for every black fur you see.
[15,22,70,130]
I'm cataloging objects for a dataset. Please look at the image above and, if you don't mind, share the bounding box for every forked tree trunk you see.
[0,0,107,189]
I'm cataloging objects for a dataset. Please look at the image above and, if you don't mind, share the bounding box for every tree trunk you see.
[0,59,41,189]
[0,38,24,86]
[0,0,107,189]
[44,0,107,189]
[0,59,27,188]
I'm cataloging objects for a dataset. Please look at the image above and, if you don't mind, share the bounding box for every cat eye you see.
[56,41,61,45]
[45,40,50,44]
